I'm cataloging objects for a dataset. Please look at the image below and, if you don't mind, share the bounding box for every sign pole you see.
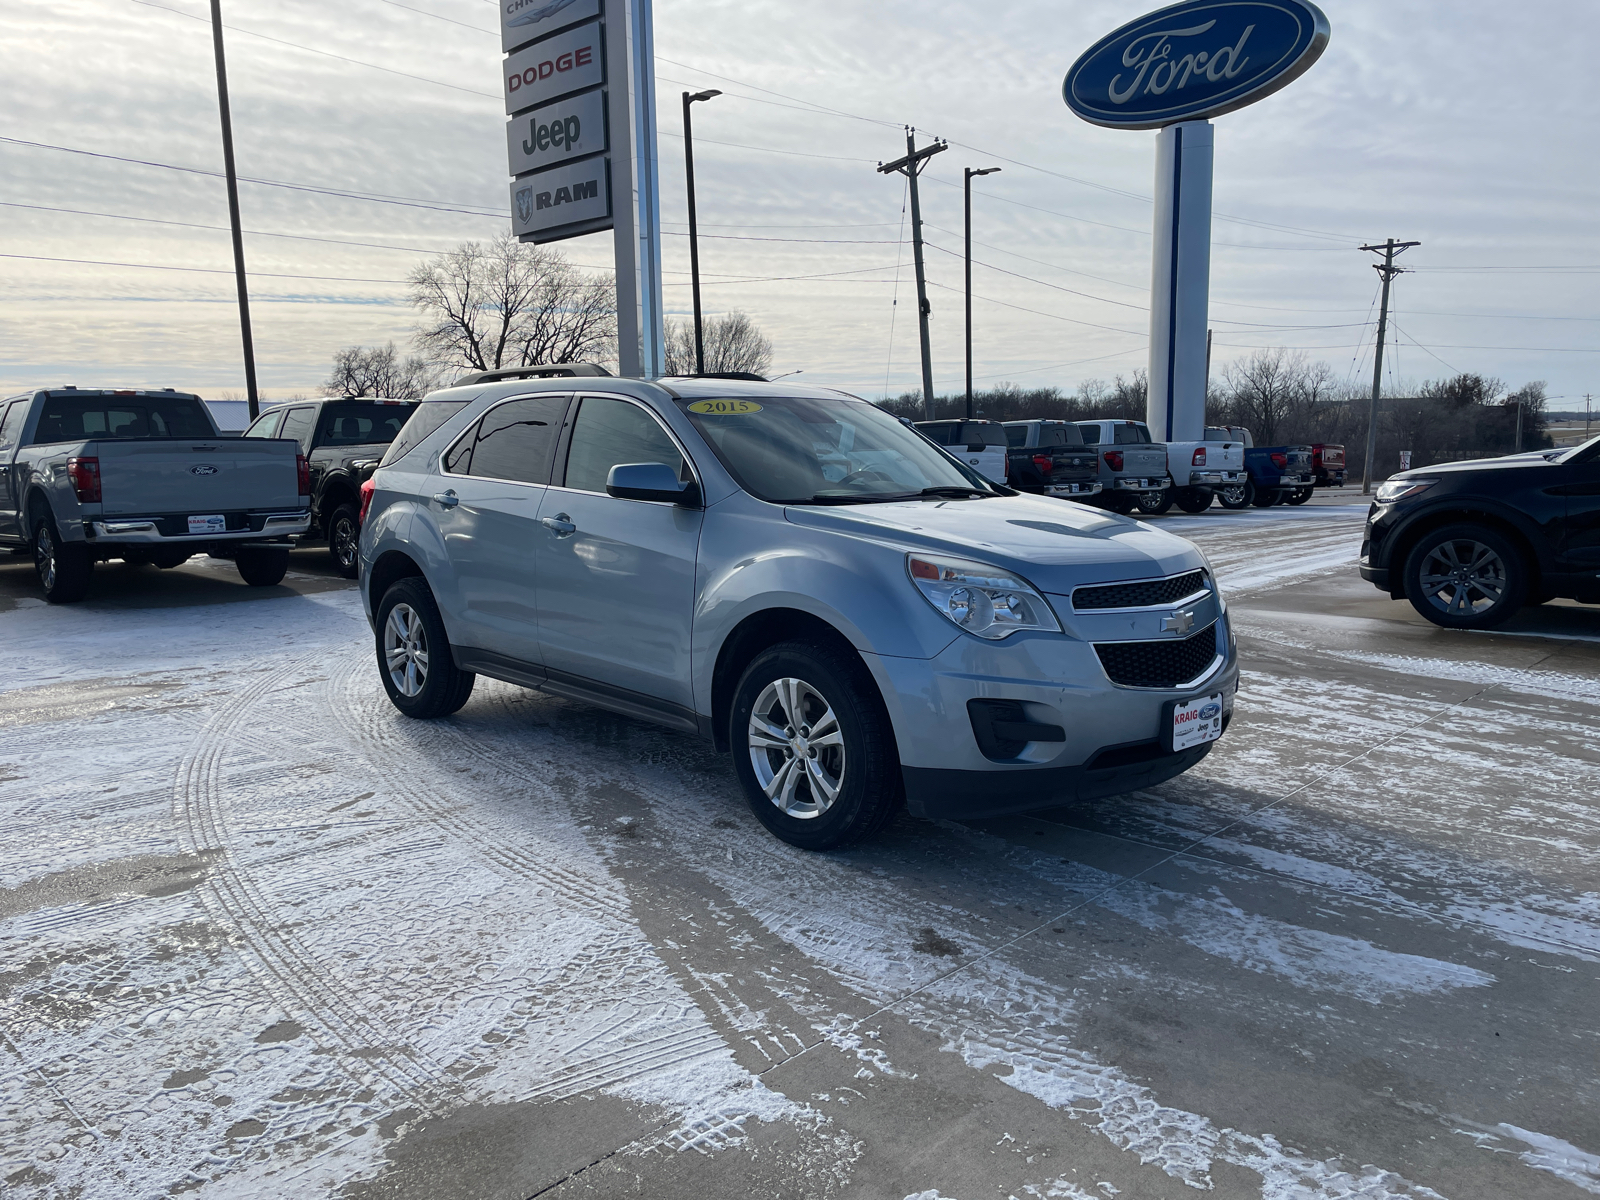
[1146,120,1213,444]
[607,0,664,378]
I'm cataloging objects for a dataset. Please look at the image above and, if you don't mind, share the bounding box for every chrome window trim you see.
[438,392,573,488]
[548,392,703,501]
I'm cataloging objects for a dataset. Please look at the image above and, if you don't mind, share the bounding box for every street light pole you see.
[964,166,1000,420]
[208,0,260,421]
[682,89,721,375]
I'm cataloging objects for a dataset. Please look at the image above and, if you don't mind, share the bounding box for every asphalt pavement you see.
[2,505,1598,1200]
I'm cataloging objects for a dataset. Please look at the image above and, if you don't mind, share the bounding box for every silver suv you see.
[359,378,1238,849]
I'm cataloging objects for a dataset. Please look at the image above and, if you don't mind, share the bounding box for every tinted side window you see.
[1042,425,1071,447]
[1077,424,1101,445]
[1113,423,1151,445]
[563,397,685,493]
[0,402,25,449]
[278,407,316,451]
[1005,425,1027,448]
[453,396,569,484]
[244,410,284,438]
[317,403,415,448]
[959,423,1007,449]
[382,400,470,467]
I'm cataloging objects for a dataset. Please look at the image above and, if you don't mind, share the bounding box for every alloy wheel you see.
[332,515,358,570]
[1219,484,1246,506]
[747,677,846,819]
[35,524,56,591]
[383,603,430,697]
[1418,538,1507,618]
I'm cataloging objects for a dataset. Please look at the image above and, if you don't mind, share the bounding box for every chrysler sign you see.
[1064,0,1329,129]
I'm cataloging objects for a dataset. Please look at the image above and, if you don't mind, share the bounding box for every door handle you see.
[539,513,576,538]
[433,490,459,508]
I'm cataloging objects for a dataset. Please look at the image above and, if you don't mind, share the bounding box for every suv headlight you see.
[907,554,1061,640]
[1375,478,1436,503]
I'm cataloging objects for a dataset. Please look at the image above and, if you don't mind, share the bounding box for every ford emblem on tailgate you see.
[191,465,219,476]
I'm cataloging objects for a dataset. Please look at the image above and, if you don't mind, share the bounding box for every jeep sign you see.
[1064,0,1329,129]
[506,87,606,176]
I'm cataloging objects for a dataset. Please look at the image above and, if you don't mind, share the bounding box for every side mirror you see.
[606,462,700,506]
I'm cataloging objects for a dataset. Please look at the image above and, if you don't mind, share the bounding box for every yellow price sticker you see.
[687,399,763,415]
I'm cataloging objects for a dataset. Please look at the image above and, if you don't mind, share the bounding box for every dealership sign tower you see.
[1064,1,1329,443]
[501,0,664,378]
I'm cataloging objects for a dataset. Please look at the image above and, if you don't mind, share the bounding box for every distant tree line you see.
[878,348,1551,476]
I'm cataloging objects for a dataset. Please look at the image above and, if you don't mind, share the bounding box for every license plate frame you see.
[187,514,227,535]
[1164,692,1225,753]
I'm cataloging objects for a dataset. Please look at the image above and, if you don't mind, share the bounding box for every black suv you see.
[1359,436,1600,629]
[244,398,418,576]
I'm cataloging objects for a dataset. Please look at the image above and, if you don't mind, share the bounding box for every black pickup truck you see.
[244,398,417,577]
[1002,420,1102,500]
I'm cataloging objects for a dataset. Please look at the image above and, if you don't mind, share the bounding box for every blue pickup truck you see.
[1209,426,1316,509]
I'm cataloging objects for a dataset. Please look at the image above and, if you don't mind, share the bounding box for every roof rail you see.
[664,371,768,382]
[452,363,613,386]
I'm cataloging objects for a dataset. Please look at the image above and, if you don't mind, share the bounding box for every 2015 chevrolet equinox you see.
[359,378,1238,849]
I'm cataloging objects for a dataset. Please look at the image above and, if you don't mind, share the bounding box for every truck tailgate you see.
[1120,445,1168,476]
[94,438,301,515]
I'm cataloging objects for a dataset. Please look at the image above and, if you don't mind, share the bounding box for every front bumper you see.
[866,619,1239,821]
[86,511,311,542]
[1047,481,1102,496]
[1114,477,1169,491]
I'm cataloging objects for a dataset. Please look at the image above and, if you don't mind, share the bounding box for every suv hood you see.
[784,493,1205,595]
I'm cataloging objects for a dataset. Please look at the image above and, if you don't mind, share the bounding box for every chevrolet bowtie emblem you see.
[1162,610,1196,636]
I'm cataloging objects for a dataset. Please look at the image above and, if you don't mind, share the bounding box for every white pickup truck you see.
[0,388,311,602]
[1089,419,1247,515]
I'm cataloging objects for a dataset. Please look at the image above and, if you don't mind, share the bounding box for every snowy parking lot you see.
[3,501,1599,1200]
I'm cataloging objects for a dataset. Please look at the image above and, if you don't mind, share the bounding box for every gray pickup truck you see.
[0,388,311,602]
[1074,419,1171,515]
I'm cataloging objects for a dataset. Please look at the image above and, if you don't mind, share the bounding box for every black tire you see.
[730,640,902,851]
[1216,482,1249,510]
[151,548,192,569]
[328,503,361,579]
[1102,491,1139,515]
[1174,487,1213,514]
[1287,488,1313,506]
[1249,481,1276,508]
[32,510,93,604]
[236,547,289,587]
[1135,489,1174,515]
[1403,524,1528,630]
[375,578,476,718]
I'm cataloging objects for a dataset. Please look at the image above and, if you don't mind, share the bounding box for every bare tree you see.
[1221,348,1330,445]
[409,233,616,377]
[323,343,435,399]
[664,310,774,377]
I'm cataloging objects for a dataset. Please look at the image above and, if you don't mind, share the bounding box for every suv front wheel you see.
[1403,524,1527,630]
[731,641,901,850]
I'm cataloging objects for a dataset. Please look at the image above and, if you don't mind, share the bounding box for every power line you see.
[0,251,408,284]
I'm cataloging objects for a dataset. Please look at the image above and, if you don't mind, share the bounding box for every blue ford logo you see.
[190,465,219,476]
[1199,702,1222,721]
[1064,0,1330,129]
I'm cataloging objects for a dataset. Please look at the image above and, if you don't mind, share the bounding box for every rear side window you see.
[1005,425,1028,448]
[1077,424,1101,445]
[1113,423,1152,445]
[277,407,316,451]
[444,395,569,484]
[317,402,415,448]
[562,396,685,493]
[381,399,470,466]
[30,395,215,442]
[244,410,284,438]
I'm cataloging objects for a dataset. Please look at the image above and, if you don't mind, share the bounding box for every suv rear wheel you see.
[731,641,901,850]
[376,578,476,718]
[1403,524,1527,630]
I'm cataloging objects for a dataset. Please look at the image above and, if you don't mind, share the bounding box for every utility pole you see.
[1358,237,1420,493]
[208,0,259,421]
[879,129,946,419]
[682,89,721,375]
[963,166,1000,420]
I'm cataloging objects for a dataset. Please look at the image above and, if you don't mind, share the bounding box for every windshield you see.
[1553,433,1600,464]
[32,394,216,442]
[678,394,998,504]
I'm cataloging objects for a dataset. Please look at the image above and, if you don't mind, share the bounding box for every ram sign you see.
[511,157,611,240]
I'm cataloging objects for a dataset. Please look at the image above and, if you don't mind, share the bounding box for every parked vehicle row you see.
[0,387,310,602]
[362,377,1238,850]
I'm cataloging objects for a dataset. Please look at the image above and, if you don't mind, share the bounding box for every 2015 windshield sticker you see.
[687,400,763,415]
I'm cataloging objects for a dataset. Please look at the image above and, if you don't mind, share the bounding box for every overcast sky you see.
[1,0,1594,407]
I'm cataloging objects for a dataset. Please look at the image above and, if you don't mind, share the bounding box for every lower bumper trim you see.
[902,740,1215,821]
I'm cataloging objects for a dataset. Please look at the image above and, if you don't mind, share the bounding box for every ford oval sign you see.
[1064,0,1329,130]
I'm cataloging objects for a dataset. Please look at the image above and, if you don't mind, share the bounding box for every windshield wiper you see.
[798,493,914,505]
[917,485,995,498]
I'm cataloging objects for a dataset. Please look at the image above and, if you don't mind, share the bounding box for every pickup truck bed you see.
[0,388,312,602]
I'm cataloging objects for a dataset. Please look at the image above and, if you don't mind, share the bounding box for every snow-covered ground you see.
[3,507,1598,1199]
